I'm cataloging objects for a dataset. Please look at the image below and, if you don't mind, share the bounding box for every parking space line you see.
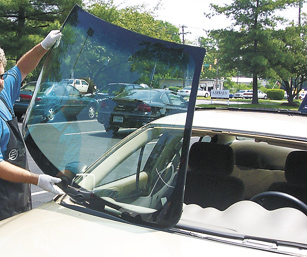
[31,190,48,196]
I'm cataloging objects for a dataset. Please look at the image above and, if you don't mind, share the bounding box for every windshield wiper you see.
[174,224,307,255]
[65,185,120,212]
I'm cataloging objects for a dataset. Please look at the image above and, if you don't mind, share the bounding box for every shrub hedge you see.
[266,89,285,100]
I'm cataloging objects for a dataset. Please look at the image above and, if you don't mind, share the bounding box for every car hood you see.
[0,198,282,257]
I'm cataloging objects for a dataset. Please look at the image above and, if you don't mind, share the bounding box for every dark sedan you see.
[97,88,188,133]
[14,81,37,121]
[31,83,98,122]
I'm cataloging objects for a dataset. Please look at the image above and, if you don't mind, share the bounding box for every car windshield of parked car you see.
[23,5,205,228]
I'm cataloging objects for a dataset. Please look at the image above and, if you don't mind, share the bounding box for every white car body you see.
[0,200,285,257]
[299,90,306,100]
[177,87,210,97]
[61,79,90,93]
[243,90,267,99]
[234,90,248,98]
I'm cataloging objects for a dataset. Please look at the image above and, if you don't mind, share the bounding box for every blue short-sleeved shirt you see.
[0,66,22,161]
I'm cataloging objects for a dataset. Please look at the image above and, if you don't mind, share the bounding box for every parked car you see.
[61,78,90,93]
[85,83,148,104]
[13,81,36,121]
[31,83,98,121]
[104,83,148,97]
[234,89,249,98]
[97,88,188,133]
[243,90,267,99]
[299,92,307,113]
[299,90,306,100]
[178,87,210,97]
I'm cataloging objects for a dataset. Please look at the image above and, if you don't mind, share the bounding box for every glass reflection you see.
[23,4,205,226]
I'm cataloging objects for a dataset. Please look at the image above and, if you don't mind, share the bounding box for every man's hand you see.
[41,30,62,50]
[37,174,63,194]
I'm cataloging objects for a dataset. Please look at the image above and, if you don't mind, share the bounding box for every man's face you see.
[0,63,4,92]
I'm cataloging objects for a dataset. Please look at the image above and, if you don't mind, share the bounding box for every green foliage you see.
[169,86,180,92]
[0,0,181,82]
[207,0,298,104]
[0,0,82,80]
[259,86,267,93]
[266,89,285,100]
[87,1,181,43]
[267,24,307,103]
[223,79,237,92]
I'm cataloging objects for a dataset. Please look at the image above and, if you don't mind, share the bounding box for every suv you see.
[61,79,90,93]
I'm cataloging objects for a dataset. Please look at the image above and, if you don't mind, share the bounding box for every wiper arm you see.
[63,185,154,225]
[175,224,307,255]
[65,185,120,212]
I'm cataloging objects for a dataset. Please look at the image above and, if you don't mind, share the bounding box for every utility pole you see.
[179,25,191,45]
[179,25,191,87]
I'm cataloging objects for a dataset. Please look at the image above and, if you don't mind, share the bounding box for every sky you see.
[112,0,307,45]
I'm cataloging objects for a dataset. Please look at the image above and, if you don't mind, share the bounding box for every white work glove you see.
[37,174,63,194]
[41,30,62,50]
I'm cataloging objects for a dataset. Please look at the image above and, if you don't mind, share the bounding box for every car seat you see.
[184,142,245,210]
[268,151,307,205]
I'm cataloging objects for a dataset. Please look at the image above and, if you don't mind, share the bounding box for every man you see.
[0,30,62,220]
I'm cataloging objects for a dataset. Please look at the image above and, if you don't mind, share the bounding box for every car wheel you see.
[87,105,96,120]
[251,191,307,215]
[106,125,119,134]
[46,107,56,121]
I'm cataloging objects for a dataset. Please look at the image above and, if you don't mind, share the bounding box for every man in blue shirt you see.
[0,30,62,220]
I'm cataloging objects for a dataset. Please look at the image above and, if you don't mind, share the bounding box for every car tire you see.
[87,105,96,120]
[106,125,119,134]
[46,107,56,121]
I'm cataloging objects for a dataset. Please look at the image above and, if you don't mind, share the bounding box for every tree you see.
[199,36,236,87]
[0,0,82,80]
[207,0,298,104]
[269,22,307,104]
[87,0,181,43]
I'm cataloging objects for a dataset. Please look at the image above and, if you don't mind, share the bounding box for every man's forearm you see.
[0,160,38,185]
[16,44,47,81]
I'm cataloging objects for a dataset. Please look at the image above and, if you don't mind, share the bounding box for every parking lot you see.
[22,120,127,208]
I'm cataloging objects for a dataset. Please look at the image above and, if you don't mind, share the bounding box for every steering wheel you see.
[250,191,307,216]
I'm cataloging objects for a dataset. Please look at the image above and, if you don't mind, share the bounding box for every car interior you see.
[180,131,307,244]
[184,133,307,211]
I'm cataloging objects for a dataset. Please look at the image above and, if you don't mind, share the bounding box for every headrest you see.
[188,142,234,176]
[285,151,307,184]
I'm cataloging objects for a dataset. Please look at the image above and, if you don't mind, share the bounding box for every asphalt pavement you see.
[18,122,56,208]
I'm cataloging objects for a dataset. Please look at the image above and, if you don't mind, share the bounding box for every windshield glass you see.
[23,5,205,227]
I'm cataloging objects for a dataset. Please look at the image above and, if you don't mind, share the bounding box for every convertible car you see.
[1,4,306,257]
[3,108,307,257]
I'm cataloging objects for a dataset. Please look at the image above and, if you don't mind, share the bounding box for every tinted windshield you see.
[23,5,205,227]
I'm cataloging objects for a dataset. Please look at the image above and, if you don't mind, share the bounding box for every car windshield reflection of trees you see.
[23,5,205,228]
